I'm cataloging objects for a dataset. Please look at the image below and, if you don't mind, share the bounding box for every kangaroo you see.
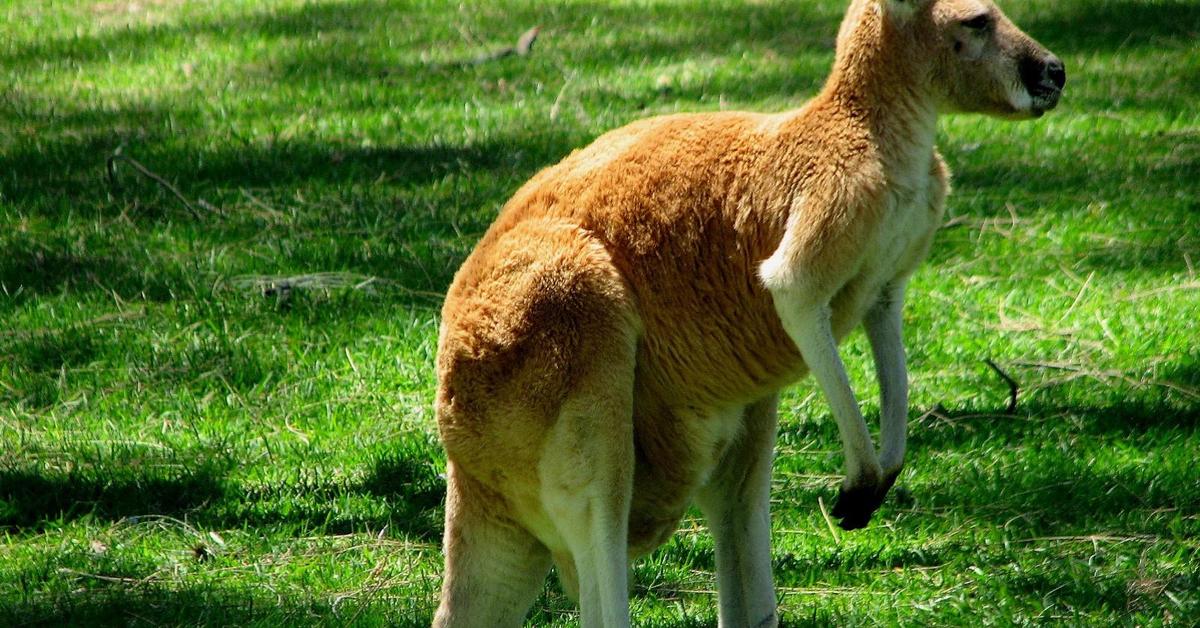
[432,0,1065,625]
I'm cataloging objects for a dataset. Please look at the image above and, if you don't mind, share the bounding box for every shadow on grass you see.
[1,327,103,373]
[914,400,1199,449]
[0,230,179,303]
[11,393,1175,538]
[0,439,445,541]
[0,113,511,311]
[5,0,1195,195]
[0,585,434,628]
[356,449,447,540]
[1019,0,1200,55]
[0,0,826,221]
[0,316,285,407]
[0,0,838,205]
[776,393,1198,529]
[930,132,1199,276]
[0,96,514,206]
[780,393,1198,456]
[904,398,1197,529]
[947,136,1200,206]
[1,326,108,407]
[0,464,229,530]
[4,0,1196,310]
[0,80,548,309]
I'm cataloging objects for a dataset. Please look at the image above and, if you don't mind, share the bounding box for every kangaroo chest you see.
[828,162,944,338]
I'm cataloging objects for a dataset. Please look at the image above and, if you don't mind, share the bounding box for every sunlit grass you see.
[2,0,1198,625]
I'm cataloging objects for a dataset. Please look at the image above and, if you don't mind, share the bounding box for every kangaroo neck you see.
[819,10,940,178]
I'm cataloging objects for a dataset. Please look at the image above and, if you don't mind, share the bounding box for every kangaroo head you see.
[838,0,1066,118]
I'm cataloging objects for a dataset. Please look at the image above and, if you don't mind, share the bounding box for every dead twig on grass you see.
[468,26,541,65]
[983,358,1020,414]
[1016,534,1162,545]
[343,550,391,624]
[228,273,445,309]
[106,147,215,219]
[58,568,153,586]
[939,214,973,230]
[1011,359,1200,402]
[1125,280,1200,301]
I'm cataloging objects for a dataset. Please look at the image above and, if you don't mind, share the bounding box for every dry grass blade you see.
[227,273,445,301]
[106,148,207,219]
[229,272,379,292]
[817,496,842,545]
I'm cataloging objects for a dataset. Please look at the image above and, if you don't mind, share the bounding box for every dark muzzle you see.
[1020,53,1066,113]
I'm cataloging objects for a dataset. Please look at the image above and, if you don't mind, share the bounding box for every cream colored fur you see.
[432,0,1063,626]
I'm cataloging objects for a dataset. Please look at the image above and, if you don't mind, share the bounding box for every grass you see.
[1,0,1198,625]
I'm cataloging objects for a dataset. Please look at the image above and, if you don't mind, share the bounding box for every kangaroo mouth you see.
[1030,86,1063,116]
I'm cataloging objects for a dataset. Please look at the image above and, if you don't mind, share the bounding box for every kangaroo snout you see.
[1020,52,1066,114]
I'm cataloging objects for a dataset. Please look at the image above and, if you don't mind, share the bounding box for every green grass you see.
[1,0,1198,625]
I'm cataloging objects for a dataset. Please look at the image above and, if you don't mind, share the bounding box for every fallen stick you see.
[983,358,1020,414]
[468,26,540,65]
[106,148,203,219]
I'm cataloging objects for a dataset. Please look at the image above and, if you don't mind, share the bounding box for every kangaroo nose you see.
[1045,55,1066,90]
[1020,53,1066,98]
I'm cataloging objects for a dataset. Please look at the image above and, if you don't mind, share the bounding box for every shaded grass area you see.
[2,0,1199,625]
[0,437,444,539]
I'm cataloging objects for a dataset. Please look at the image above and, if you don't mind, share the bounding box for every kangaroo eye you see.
[961,14,991,30]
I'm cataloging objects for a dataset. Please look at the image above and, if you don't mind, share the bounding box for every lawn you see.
[1,0,1198,625]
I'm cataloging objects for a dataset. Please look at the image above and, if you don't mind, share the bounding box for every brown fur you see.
[433,0,1062,625]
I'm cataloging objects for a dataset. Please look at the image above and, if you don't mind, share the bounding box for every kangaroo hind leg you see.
[434,464,552,628]
[696,394,780,628]
[540,320,638,628]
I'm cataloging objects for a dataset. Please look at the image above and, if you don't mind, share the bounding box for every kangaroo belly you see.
[625,392,749,555]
